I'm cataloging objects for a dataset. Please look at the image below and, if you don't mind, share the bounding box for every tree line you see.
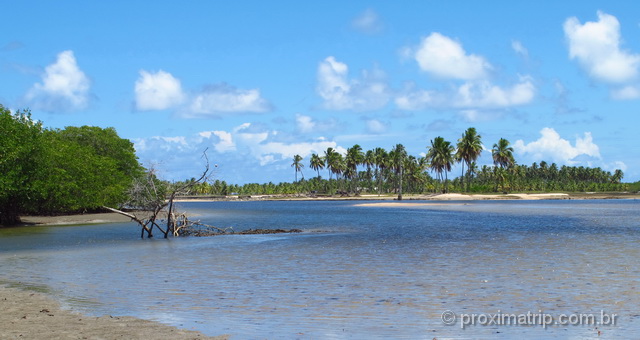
[1,103,629,226]
[0,105,144,225]
[183,127,627,196]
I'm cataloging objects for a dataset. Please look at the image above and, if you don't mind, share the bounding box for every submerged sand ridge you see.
[0,285,227,340]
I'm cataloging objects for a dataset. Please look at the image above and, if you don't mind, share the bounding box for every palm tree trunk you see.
[398,165,403,200]
[444,170,448,193]
[461,162,465,193]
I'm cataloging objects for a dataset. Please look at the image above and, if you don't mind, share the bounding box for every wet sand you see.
[0,285,227,340]
[19,212,135,226]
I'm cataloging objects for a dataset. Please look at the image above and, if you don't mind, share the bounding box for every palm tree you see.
[390,144,407,200]
[492,138,515,169]
[291,154,304,182]
[324,147,338,180]
[346,144,364,193]
[373,147,387,195]
[309,153,325,178]
[363,149,375,186]
[612,169,624,183]
[427,137,455,193]
[456,127,483,192]
[491,138,514,192]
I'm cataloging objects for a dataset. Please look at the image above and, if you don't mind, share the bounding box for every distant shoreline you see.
[16,192,638,226]
[173,192,640,202]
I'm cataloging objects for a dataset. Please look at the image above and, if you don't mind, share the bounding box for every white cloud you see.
[296,114,315,133]
[611,161,627,172]
[564,11,640,84]
[134,123,346,180]
[395,87,436,110]
[395,78,535,110]
[454,78,535,108]
[365,119,388,134]
[412,33,492,80]
[134,136,188,153]
[199,130,236,153]
[513,127,601,165]
[316,56,390,111]
[134,70,185,111]
[295,114,339,134]
[458,109,507,123]
[134,72,272,116]
[352,8,382,34]
[396,34,535,115]
[185,83,272,118]
[253,140,341,166]
[611,85,640,100]
[24,50,91,112]
[511,40,529,58]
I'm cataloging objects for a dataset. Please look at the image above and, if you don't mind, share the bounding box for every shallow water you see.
[1,200,639,339]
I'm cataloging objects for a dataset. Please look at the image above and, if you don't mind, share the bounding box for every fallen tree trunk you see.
[104,206,302,238]
[109,150,303,239]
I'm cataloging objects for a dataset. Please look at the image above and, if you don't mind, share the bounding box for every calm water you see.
[1,200,640,339]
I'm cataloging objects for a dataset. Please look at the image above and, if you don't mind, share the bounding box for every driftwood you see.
[105,205,302,238]
[106,150,303,239]
[103,150,213,238]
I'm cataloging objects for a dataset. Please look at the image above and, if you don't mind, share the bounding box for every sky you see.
[2,1,640,184]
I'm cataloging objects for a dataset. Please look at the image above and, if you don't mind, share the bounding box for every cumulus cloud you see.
[198,130,236,153]
[295,114,339,134]
[316,56,391,111]
[134,70,185,111]
[184,83,273,118]
[396,34,535,115]
[352,8,383,34]
[24,50,91,112]
[134,71,272,116]
[513,127,601,165]
[394,86,436,110]
[454,78,535,108]
[134,123,346,181]
[412,33,492,80]
[252,139,342,166]
[134,136,189,153]
[564,11,640,84]
[365,119,388,134]
[395,78,535,110]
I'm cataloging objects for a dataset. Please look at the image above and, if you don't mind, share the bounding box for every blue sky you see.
[2,1,640,183]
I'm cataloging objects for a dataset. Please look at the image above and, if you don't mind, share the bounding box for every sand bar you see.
[18,192,638,226]
[0,285,227,340]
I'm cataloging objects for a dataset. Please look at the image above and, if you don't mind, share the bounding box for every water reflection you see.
[0,200,639,339]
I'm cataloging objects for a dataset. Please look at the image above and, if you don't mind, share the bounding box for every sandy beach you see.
[17,192,638,226]
[19,212,136,226]
[0,285,227,340]
[175,191,639,203]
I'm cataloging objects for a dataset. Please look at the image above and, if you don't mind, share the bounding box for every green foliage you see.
[0,106,44,225]
[31,127,143,214]
[628,181,640,192]
[0,106,144,225]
